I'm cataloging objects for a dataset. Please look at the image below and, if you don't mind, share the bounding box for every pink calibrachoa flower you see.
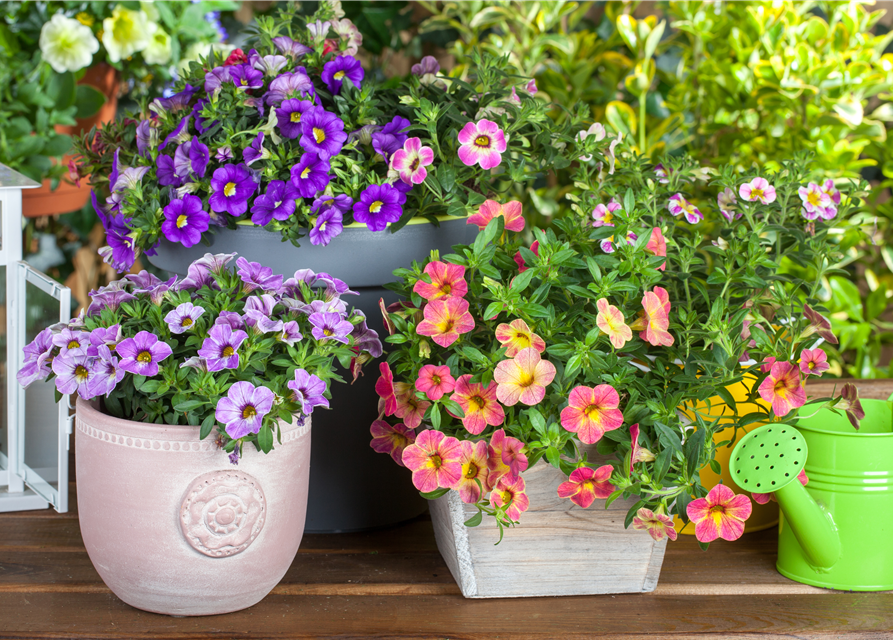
[490,474,530,521]
[415,364,456,401]
[450,375,505,434]
[560,384,624,444]
[760,356,777,373]
[753,469,808,504]
[494,347,557,406]
[639,287,674,347]
[646,227,667,271]
[596,298,632,349]
[487,428,528,482]
[390,137,434,185]
[628,423,654,475]
[592,199,621,227]
[495,318,546,357]
[798,181,832,220]
[799,348,829,377]
[401,429,463,492]
[839,382,865,429]
[667,193,703,224]
[412,261,468,301]
[513,240,540,273]
[758,360,806,417]
[738,177,776,204]
[375,361,399,416]
[467,199,524,232]
[457,119,507,170]
[686,484,753,543]
[632,508,678,542]
[802,304,839,345]
[394,391,431,429]
[454,440,491,504]
[557,465,615,508]
[369,420,416,466]
[416,296,475,348]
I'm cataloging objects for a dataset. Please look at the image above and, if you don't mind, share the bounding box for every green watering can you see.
[729,397,893,591]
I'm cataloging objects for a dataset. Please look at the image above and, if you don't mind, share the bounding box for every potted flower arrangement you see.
[16,252,381,616]
[71,0,584,531]
[370,137,865,597]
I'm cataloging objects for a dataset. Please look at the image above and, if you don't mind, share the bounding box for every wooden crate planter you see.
[429,457,667,598]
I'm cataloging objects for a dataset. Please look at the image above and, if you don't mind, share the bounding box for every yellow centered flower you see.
[807,192,821,206]
[313,127,326,143]
[468,395,485,411]
[514,331,530,347]
[603,211,614,224]
[464,461,479,479]
[474,135,490,147]
[584,404,603,421]
[74,365,89,381]
[67,340,80,350]
[323,328,333,336]
[176,214,188,229]
[428,453,443,469]
[222,346,235,357]
[334,70,345,80]
[224,182,237,197]
[369,200,383,213]
[750,188,764,199]
[137,351,152,363]
[181,317,193,327]
[501,489,513,504]
[242,405,257,419]
[290,112,301,123]
[76,12,93,26]
[301,167,311,179]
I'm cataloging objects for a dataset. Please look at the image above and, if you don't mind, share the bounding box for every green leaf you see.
[464,510,483,527]
[74,85,106,119]
[199,414,216,440]
[419,487,450,500]
[430,403,442,430]
[258,423,274,453]
[174,399,206,412]
[684,428,708,479]
[45,72,77,111]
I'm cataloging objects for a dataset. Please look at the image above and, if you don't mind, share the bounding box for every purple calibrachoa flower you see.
[209,164,258,216]
[179,252,236,290]
[198,324,249,371]
[390,137,434,185]
[165,302,206,334]
[53,328,91,356]
[309,207,343,247]
[99,214,137,273]
[161,195,210,248]
[287,369,329,415]
[173,140,210,180]
[300,107,347,160]
[156,155,183,187]
[276,320,303,346]
[116,331,173,377]
[371,116,410,160]
[215,310,245,331]
[125,271,161,289]
[251,180,299,226]
[353,183,403,232]
[321,55,364,94]
[411,56,439,84]
[17,327,55,387]
[52,353,96,399]
[290,153,331,198]
[236,257,284,293]
[250,51,288,77]
[86,346,125,398]
[243,295,277,327]
[151,84,197,116]
[84,288,136,317]
[265,69,313,105]
[243,132,271,166]
[136,119,155,157]
[273,36,313,60]
[159,114,191,152]
[134,277,176,305]
[457,119,506,170]
[667,193,703,224]
[229,64,264,90]
[192,99,216,134]
[88,324,122,351]
[205,66,232,93]
[215,381,275,439]
[214,146,233,162]
[276,98,314,139]
[309,311,353,344]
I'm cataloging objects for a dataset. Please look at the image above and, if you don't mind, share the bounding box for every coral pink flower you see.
[632,508,678,542]
[758,361,806,417]
[753,469,808,505]
[494,347,557,406]
[646,227,667,271]
[495,318,546,357]
[369,420,416,466]
[487,428,528,483]
[450,375,504,434]
[457,119,506,170]
[686,484,753,543]
[467,199,524,232]
[738,177,776,204]
[760,356,776,373]
[375,362,398,416]
[560,384,624,444]
[639,287,674,347]
[454,440,491,503]
[490,474,529,521]
[416,297,475,348]
[557,465,615,508]
[799,348,829,377]
[401,429,463,492]
[415,364,456,401]
[394,391,431,429]
[628,423,654,474]
[413,260,468,301]
[390,137,434,185]
[596,298,632,349]
[513,240,540,272]
[803,304,838,345]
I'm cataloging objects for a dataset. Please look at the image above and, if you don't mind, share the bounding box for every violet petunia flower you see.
[161,194,210,248]
[125,271,161,290]
[209,164,258,216]
[229,64,264,90]
[353,183,403,232]
[276,320,303,346]
[309,311,353,344]
[371,116,410,160]
[52,352,97,399]
[86,346,125,398]
[156,155,183,187]
[179,252,236,290]
[135,276,177,305]
[287,369,329,415]
[88,324,122,351]
[243,132,270,166]
[99,214,138,273]
[151,84,197,116]
[273,36,313,60]
[312,193,353,217]
[159,114,192,152]
[251,51,288,77]
[165,302,206,334]
[84,287,136,317]
[411,56,440,84]
[204,66,233,93]
[53,328,92,356]
[276,98,314,139]
[321,55,364,95]
[17,327,55,387]
[289,153,331,198]
[116,331,173,377]
[309,207,343,247]
[265,69,314,106]
[214,146,233,162]
[215,311,245,331]
[236,257,284,293]
[350,311,383,358]
[173,140,210,180]
[215,381,275,440]
[136,119,156,157]
[299,107,347,160]
[198,324,249,372]
[251,180,299,226]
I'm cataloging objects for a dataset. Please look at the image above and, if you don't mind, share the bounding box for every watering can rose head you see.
[17,254,382,463]
[367,147,862,546]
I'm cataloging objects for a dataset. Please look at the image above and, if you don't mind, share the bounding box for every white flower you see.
[140,1,160,23]
[142,23,171,65]
[39,13,100,73]
[329,0,345,19]
[101,5,151,63]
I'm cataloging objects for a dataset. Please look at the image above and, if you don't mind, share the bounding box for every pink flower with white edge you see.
[560,384,623,444]
[390,137,434,185]
[798,182,832,221]
[490,474,529,521]
[738,177,776,204]
[592,199,621,228]
[632,508,678,542]
[457,119,506,170]
[454,440,491,503]
[758,360,806,417]
[487,428,528,483]
[667,193,703,224]
[369,420,416,466]
[753,469,808,504]
[415,364,456,401]
[686,484,752,543]
[494,347,557,406]
[601,231,638,254]
[467,199,524,232]
[413,260,468,301]
[799,348,829,377]
[557,465,615,508]
[401,429,463,492]
[820,178,841,219]
[646,227,666,271]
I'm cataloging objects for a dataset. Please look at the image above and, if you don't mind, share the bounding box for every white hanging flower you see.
[39,13,100,73]
[142,23,172,65]
[101,5,151,63]
[140,1,160,23]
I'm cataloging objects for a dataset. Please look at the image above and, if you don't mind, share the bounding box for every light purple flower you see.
[309,207,343,247]
[287,369,329,415]
[162,195,210,248]
[159,114,192,152]
[411,56,440,85]
[215,381,275,440]
[179,252,236,290]
[739,177,777,205]
[86,346,125,398]
[251,51,288,76]
[215,146,233,162]
[276,98,314,139]
[52,353,97,399]
[173,140,210,180]
[215,311,245,331]
[272,36,313,60]
[242,132,270,167]
[151,84,197,115]
[165,302,206,334]
[88,325,122,351]
[350,311,383,358]
[667,193,703,224]
[251,180,299,226]
[371,116,410,160]
[309,311,353,344]
[53,328,91,356]
[353,183,403,232]
[307,19,331,42]
[289,153,331,199]
[718,187,740,221]
[205,66,233,93]
[84,287,136,317]
[236,257,284,293]
[17,327,55,387]
[321,55,364,95]
[209,164,258,216]
[276,320,303,346]
[180,356,209,372]
[300,107,347,160]
[265,69,314,105]
[136,119,156,157]
[116,331,173,377]
[229,64,264,90]
[198,324,249,372]
[243,295,278,331]
[134,276,177,305]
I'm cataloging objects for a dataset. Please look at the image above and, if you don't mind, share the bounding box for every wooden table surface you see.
[1,379,891,639]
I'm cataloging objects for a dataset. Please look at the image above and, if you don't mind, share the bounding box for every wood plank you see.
[808,378,892,400]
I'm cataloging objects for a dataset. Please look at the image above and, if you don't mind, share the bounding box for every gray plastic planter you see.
[148,218,476,532]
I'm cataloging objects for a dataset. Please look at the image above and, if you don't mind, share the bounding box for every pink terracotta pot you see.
[75,400,311,616]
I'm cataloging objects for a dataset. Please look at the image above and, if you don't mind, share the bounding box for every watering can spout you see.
[729,424,840,571]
